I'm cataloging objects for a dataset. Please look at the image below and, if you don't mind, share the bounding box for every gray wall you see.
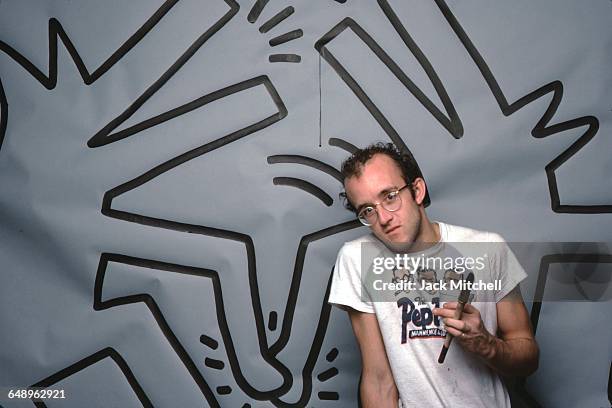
[0,0,610,407]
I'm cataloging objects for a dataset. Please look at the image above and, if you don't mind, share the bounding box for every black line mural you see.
[0,0,182,89]
[269,30,303,47]
[31,347,153,408]
[247,0,269,24]
[267,155,344,182]
[248,2,303,65]
[0,0,610,407]
[269,54,301,63]
[271,177,333,205]
[88,0,241,147]
[315,0,609,214]
[315,5,464,207]
[314,15,464,141]
[268,154,343,205]
[431,0,609,214]
[259,6,295,34]
[328,137,358,154]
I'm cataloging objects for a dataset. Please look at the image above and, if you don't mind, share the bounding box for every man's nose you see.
[376,205,393,225]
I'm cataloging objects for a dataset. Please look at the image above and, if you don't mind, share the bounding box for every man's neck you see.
[419,217,441,244]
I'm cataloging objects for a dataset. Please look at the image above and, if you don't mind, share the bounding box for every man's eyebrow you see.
[379,186,398,196]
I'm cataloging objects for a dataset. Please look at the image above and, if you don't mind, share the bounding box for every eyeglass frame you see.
[356,184,411,226]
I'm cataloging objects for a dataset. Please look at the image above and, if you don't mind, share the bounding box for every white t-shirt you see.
[329,222,527,408]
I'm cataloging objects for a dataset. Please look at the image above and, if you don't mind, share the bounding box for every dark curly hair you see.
[340,142,431,212]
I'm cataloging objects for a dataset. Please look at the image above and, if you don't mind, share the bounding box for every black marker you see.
[438,272,474,364]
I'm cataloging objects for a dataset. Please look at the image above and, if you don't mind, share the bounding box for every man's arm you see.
[348,308,399,407]
[433,286,539,377]
[488,286,539,376]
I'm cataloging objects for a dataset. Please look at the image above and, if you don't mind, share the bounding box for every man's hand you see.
[433,302,497,358]
[433,287,539,377]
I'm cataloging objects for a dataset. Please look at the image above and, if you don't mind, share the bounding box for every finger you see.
[444,326,463,338]
[442,318,463,331]
[443,302,458,309]
[444,318,472,334]
[433,308,455,318]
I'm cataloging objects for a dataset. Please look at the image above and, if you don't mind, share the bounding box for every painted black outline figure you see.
[100,75,290,403]
[0,0,240,150]
[97,69,356,404]
[88,0,240,147]
[315,0,609,213]
[263,151,362,405]
[271,267,350,407]
[314,9,462,206]
[96,254,353,407]
[268,220,361,356]
[314,15,464,142]
[101,76,286,211]
[1,0,607,406]
[94,254,244,406]
[433,0,609,213]
[30,347,152,408]
[1,1,272,405]
[0,0,180,90]
[2,0,349,402]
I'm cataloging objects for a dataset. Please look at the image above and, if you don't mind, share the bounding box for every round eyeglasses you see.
[357,185,410,226]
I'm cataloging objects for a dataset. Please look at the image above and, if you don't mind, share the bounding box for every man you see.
[329,143,538,407]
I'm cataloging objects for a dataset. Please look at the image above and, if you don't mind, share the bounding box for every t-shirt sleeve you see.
[488,233,528,302]
[328,243,375,313]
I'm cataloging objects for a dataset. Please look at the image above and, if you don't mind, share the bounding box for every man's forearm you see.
[360,374,399,408]
[481,335,539,377]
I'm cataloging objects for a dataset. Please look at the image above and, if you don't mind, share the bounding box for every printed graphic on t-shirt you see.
[395,266,473,343]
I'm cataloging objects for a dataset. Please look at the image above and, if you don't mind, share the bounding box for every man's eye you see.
[362,207,375,217]
[386,191,399,201]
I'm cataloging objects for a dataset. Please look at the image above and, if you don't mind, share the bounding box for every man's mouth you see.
[385,226,400,234]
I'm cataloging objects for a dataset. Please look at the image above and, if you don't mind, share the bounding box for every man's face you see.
[344,154,422,246]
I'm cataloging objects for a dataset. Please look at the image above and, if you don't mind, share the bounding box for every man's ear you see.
[339,190,356,212]
[412,178,427,206]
